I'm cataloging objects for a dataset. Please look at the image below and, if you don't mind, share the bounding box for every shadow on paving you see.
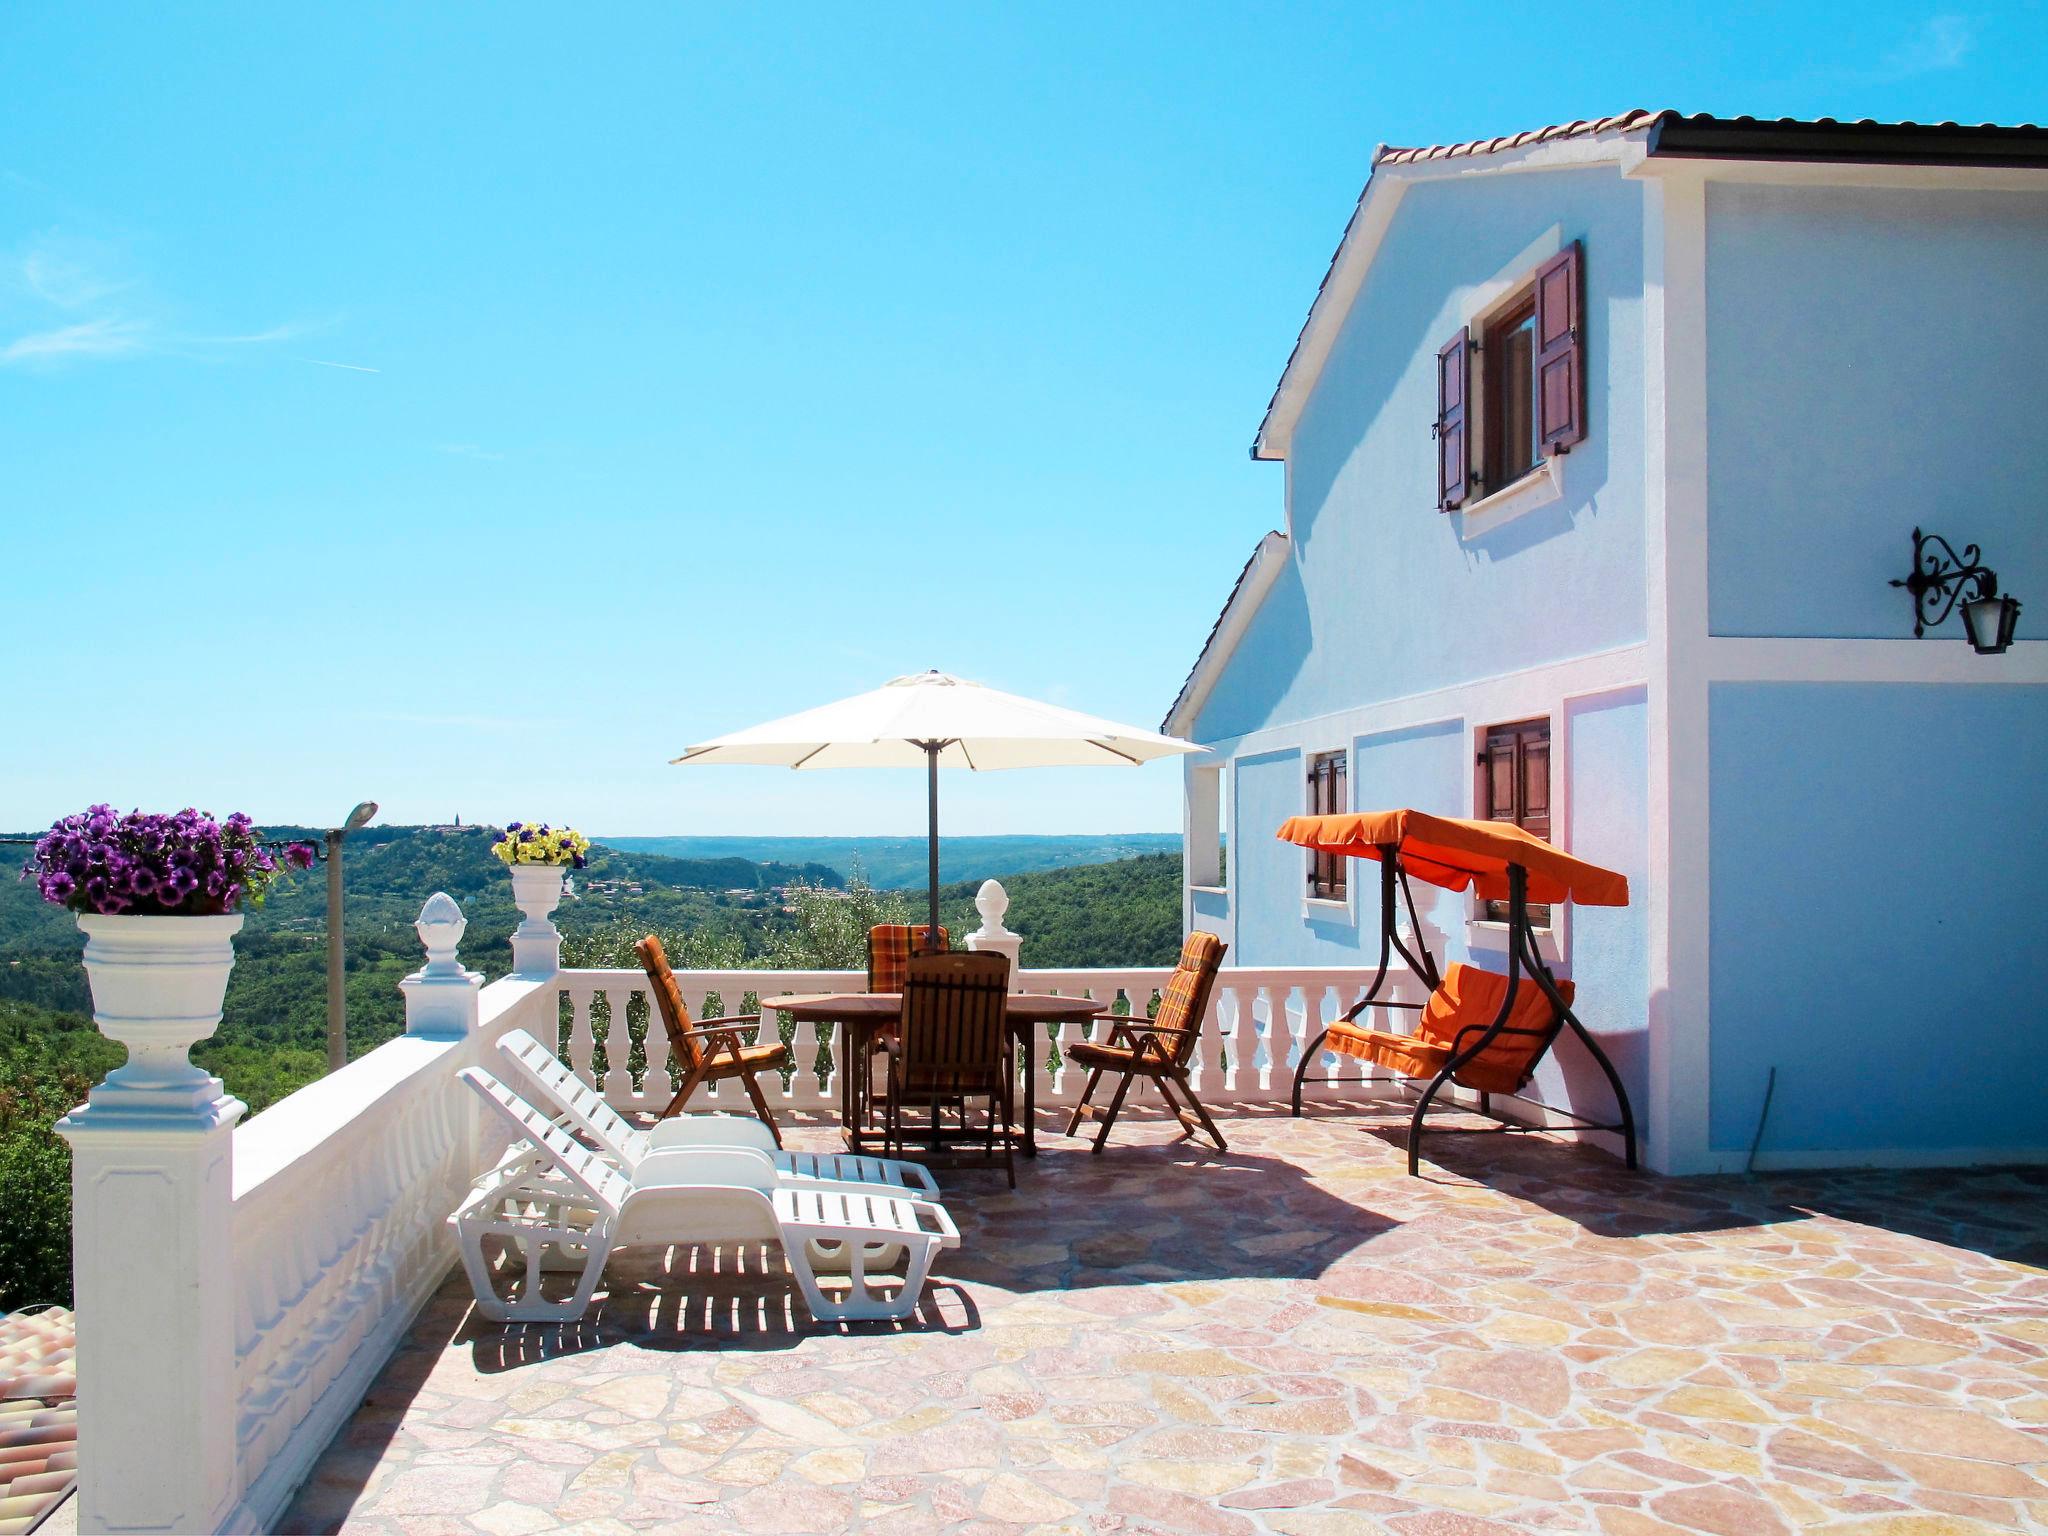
[463,1266,982,1372]
[446,1132,1398,1367]
[1313,1097,2048,1266]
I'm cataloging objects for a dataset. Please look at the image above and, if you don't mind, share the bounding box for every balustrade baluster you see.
[642,984,673,1111]
[567,986,597,1087]
[602,987,634,1102]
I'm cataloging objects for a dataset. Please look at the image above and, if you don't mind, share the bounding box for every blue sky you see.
[3,2,2039,838]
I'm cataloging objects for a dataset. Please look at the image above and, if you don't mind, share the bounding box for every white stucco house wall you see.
[1168,111,2048,1177]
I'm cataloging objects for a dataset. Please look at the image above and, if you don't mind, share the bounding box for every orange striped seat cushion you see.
[1327,962,1573,1096]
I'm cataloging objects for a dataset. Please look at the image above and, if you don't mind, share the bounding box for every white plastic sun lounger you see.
[454,1067,958,1324]
[492,1026,940,1196]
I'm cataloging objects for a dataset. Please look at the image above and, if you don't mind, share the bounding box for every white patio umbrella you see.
[671,670,1200,937]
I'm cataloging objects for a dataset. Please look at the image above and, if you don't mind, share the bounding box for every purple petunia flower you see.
[30,803,310,916]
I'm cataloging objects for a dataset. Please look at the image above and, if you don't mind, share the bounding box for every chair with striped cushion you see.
[637,934,791,1145]
[882,950,1016,1187]
[1064,931,1228,1153]
[866,923,950,994]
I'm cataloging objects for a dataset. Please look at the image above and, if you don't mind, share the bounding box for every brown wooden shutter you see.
[1534,242,1584,452]
[1435,328,1470,510]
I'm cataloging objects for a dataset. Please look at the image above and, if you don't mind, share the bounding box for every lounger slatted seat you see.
[453,1068,958,1324]
[494,1027,939,1197]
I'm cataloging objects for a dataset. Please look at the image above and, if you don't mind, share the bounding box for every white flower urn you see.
[508,863,565,977]
[61,912,247,1129]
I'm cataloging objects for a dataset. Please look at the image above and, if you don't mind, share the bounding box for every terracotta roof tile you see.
[1373,110,1660,165]
[0,1312,72,1402]
[0,1310,76,1535]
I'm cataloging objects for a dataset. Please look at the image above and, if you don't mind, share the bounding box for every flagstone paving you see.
[284,1103,2048,1534]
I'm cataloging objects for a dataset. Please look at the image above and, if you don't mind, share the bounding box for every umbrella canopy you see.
[673,671,1200,934]
[1276,808,1630,908]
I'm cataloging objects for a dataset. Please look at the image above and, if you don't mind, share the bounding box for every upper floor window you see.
[1306,750,1348,900]
[1478,718,1551,926]
[1436,241,1586,511]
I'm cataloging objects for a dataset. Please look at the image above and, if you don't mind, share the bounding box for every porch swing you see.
[1279,808,1638,1174]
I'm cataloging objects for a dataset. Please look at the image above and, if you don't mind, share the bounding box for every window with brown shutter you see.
[1478,719,1551,925]
[1306,750,1348,900]
[1435,329,1469,510]
[1436,239,1587,510]
[1534,242,1584,452]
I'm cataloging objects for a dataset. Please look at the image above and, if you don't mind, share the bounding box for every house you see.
[1167,111,2048,1177]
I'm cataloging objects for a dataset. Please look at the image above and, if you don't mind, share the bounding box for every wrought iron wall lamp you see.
[1891,528,2022,655]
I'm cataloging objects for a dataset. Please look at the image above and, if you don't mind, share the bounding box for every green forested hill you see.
[933,852,1184,968]
[603,833,1180,890]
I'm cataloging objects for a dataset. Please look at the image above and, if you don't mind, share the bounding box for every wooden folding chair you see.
[636,934,791,1146]
[1064,931,1228,1153]
[882,951,1015,1188]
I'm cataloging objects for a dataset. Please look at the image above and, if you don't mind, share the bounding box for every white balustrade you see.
[536,963,1404,1115]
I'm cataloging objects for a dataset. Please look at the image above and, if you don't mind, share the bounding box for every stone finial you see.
[965,879,1024,987]
[415,892,469,978]
[404,892,483,1038]
[973,879,1011,933]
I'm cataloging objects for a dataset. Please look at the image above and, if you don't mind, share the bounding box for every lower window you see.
[1478,718,1551,926]
[1306,750,1347,901]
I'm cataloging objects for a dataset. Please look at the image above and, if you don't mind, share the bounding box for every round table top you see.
[763,990,1104,1023]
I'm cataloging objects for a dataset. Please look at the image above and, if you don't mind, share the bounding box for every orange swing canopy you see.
[1276,808,1629,908]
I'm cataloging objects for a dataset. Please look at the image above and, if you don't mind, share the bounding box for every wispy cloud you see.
[19,239,131,310]
[437,442,502,460]
[206,321,317,345]
[1878,14,1976,79]
[2,230,335,370]
[304,357,380,373]
[0,317,150,365]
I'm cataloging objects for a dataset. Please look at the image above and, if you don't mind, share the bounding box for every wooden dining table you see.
[762,990,1103,1157]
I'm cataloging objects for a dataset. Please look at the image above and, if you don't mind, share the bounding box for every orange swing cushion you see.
[1326,962,1575,1097]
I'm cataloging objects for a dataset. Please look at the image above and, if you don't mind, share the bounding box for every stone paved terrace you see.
[284,1103,2048,1535]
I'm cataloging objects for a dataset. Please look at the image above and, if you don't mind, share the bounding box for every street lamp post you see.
[325,801,379,1073]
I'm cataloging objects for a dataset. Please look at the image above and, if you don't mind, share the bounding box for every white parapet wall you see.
[62,894,565,1536]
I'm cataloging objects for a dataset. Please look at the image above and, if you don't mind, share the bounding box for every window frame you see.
[1302,747,1355,922]
[1436,231,1585,534]
[1466,712,1567,959]
[1480,292,1541,495]
[1476,717,1553,927]
[1187,762,1228,894]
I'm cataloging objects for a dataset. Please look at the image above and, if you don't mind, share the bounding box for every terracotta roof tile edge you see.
[1373,110,1661,166]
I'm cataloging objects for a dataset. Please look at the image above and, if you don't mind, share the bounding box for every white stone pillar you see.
[399,892,485,1038]
[964,879,1024,988]
[57,915,247,1535]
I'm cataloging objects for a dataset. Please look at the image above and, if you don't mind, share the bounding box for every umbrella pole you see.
[917,741,937,946]
[924,740,942,945]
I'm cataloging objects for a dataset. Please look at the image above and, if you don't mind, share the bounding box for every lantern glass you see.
[1961,594,2018,655]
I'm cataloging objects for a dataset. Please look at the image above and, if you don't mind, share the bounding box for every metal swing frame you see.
[1289,845,1638,1175]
